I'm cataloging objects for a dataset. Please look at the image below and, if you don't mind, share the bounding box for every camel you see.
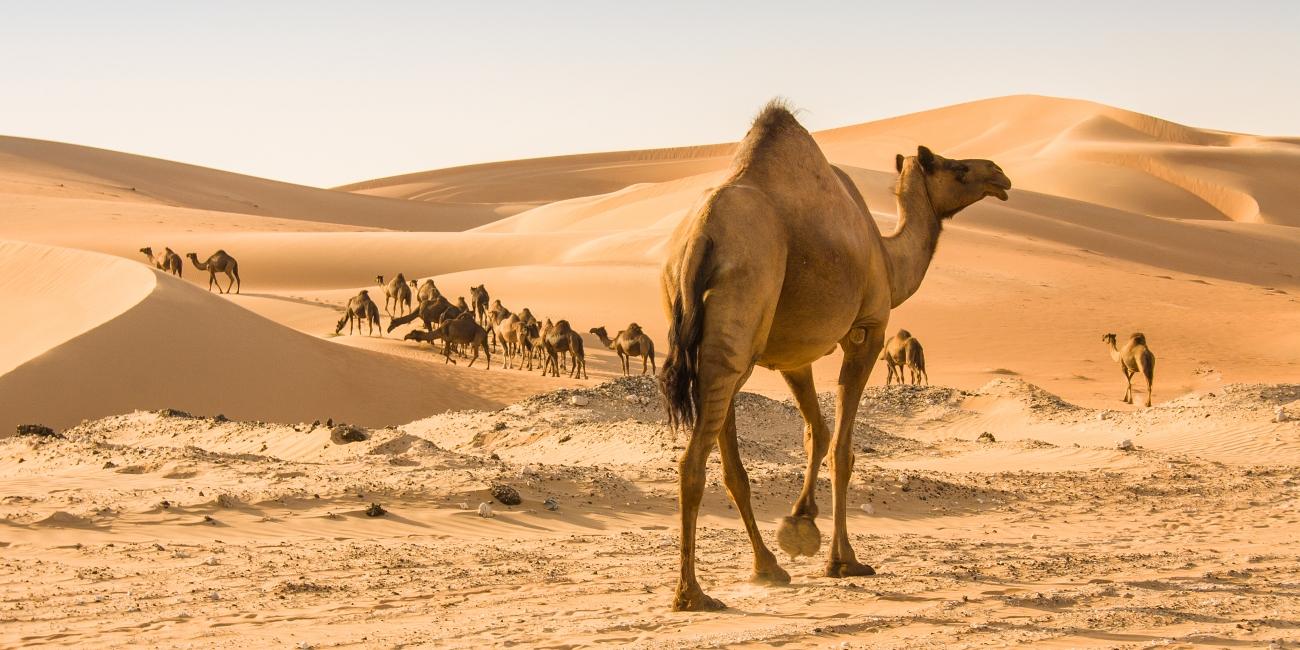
[416,279,440,304]
[485,300,513,352]
[470,285,490,327]
[541,319,588,379]
[187,250,241,294]
[1102,333,1156,407]
[513,320,541,371]
[903,336,928,385]
[335,290,381,336]
[411,315,491,368]
[591,324,656,376]
[376,273,413,316]
[494,314,526,368]
[879,329,927,385]
[457,296,470,315]
[658,101,1010,611]
[139,246,183,277]
[386,296,454,333]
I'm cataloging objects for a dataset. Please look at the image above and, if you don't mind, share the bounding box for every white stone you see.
[478,502,495,518]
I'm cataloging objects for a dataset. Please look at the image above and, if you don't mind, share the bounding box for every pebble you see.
[1116,439,1135,451]
[478,502,495,518]
[860,503,875,515]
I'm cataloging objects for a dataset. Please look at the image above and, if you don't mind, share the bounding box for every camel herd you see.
[333,276,654,379]
[139,247,240,294]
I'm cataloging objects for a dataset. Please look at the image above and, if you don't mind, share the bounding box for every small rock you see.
[1116,439,1135,451]
[213,414,229,423]
[1097,411,1111,420]
[976,432,996,443]
[203,556,219,566]
[15,424,60,438]
[1276,407,1289,423]
[491,484,522,506]
[330,424,368,444]
[489,452,501,461]
[457,502,470,510]
[364,503,386,517]
[860,503,875,515]
[102,461,118,469]
[569,395,590,407]
[544,496,560,511]
[158,408,193,418]
[203,515,216,524]
[624,394,639,404]
[477,502,495,518]
[215,493,240,508]
[207,591,220,600]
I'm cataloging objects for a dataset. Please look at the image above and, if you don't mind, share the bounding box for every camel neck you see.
[881,163,943,308]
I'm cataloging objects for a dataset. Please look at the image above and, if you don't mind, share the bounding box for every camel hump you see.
[214,249,227,255]
[626,322,643,336]
[1129,332,1147,346]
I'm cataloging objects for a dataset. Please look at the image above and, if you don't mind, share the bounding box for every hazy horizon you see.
[4,2,1298,187]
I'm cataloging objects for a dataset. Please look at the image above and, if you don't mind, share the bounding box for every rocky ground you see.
[2,377,1298,648]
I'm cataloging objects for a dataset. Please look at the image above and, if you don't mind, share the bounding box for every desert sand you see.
[1,95,1298,648]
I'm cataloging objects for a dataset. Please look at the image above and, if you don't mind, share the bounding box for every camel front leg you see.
[717,399,789,584]
[825,326,883,578]
[775,365,830,560]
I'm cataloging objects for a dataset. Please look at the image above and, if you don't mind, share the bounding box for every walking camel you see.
[1102,332,1155,407]
[187,250,241,294]
[590,324,656,376]
[407,314,491,368]
[335,290,381,336]
[541,320,588,379]
[658,101,1010,611]
[139,246,183,278]
[376,273,413,316]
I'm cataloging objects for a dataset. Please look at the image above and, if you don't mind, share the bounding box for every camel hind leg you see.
[717,398,789,584]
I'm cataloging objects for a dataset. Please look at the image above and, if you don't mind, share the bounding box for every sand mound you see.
[0,136,497,231]
[0,241,506,434]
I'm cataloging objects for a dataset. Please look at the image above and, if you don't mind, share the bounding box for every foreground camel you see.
[1103,333,1156,407]
[879,329,927,385]
[542,319,587,379]
[470,285,490,326]
[658,102,1010,611]
[139,246,183,277]
[376,273,413,316]
[590,324,656,376]
[335,290,381,336]
[186,250,241,294]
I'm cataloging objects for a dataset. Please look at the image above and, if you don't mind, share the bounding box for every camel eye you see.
[952,164,969,182]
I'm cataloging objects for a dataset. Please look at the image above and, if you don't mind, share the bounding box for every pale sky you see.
[3,1,1297,187]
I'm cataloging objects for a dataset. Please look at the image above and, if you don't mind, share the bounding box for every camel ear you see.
[917,146,936,173]
[895,154,904,173]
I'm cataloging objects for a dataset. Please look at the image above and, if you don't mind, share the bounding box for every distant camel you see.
[494,314,525,368]
[514,320,541,370]
[416,279,440,304]
[590,324,656,376]
[139,246,182,277]
[878,329,926,385]
[485,300,512,352]
[470,285,490,326]
[457,296,470,314]
[336,290,381,336]
[186,250,240,293]
[376,273,413,315]
[1103,333,1155,407]
[409,314,491,368]
[386,296,454,333]
[542,320,588,379]
[903,337,927,385]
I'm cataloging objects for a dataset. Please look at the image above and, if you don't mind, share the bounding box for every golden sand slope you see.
[1,94,1298,434]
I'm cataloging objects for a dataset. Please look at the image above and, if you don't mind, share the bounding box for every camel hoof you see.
[825,560,876,578]
[752,562,791,585]
[776,515,821,558]
[672,588,726,612]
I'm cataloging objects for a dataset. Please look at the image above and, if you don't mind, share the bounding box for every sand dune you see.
[0,136,500,230]
[0,241,555,434]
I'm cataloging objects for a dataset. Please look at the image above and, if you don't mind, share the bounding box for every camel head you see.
[359,289,370,297]
[375,274,384,285]
[1102,333,1118,347]
[403,330,424,342]
[589,326,607,338]
[186,252,198,260]
[139,246,153,257]
[410,279,419,287]
[895,146,1011,218]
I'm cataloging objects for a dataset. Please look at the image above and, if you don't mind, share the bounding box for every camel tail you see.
[659,236,713,430]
